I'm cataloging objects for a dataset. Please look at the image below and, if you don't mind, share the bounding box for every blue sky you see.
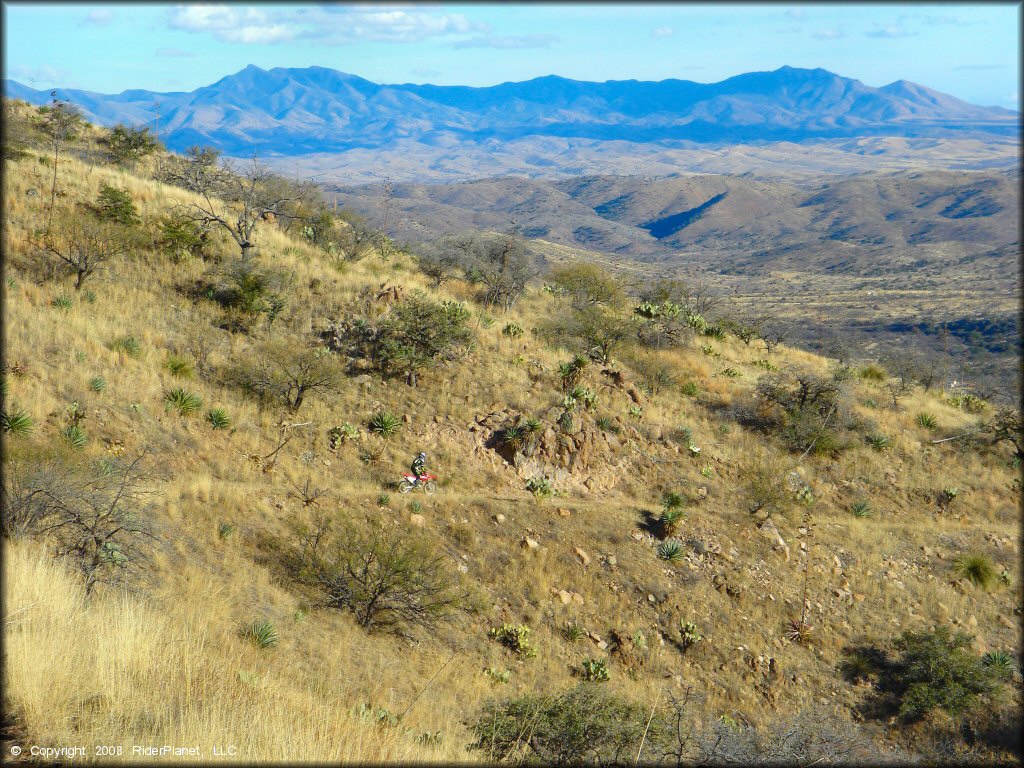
[3,3,1020,108]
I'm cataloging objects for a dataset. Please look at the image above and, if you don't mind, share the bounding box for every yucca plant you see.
[628,405,643,421]
[500,424,526,453]
[164,387,202,417]
[981,650,1016,680]
[62,423,87,450]
[660,507,686,538]
[1,409,33,436]
[562,623,586,643]
[376,493,390,508]
[867,434,890,451]
[409,501,422,513]
[206,408,231,430]
[89,376,106,392]
[110,335,142,358]
[915,412,938,430]
[246,618,278,649]
[368,410,402,439]
[217,521,235,540]
[703,325,727,340]
[657,539,685,563]
[578,658,610,682]
[954,553,998,590]
[51,295,73,311]
[596,417,620,433]
[165,354,195,378]
[83,289,97,304]
[849,500,872,518]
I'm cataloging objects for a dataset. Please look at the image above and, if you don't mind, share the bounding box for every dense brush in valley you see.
[2,100,1021,764]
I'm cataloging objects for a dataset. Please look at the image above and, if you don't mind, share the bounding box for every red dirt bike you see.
[399,472,437,495]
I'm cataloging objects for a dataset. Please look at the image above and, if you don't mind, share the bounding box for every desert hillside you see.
[2,101,1021,764]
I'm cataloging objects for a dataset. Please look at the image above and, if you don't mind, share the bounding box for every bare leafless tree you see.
[242,340,342,412]
[40,94,82,232]
[164,149,308,261]
[36,214,127,290]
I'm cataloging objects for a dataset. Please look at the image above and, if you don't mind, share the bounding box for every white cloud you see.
[155,47,196,58]
[451,34,557,50]
[864,24,915,39]
[651,26,674,39]
[81,9,114,26]
[168,4,480,46]
[785,9,805,21]
[812,27,844,40]
[8,64,74,87]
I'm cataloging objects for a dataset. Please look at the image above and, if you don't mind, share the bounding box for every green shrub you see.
[1,409,33,436]
[52,295,73,311]
[89,376,106,392]
[62,424,87,449]
[489,624,537,658]
[217,522,235,540]
[95,182,140,226]
[680,381,699,397]
[206,408,231,430]
[501,322,524,338]
[657,539,685,563]
[627,405,643,421]
[368,410,402,439]
[680,620,703,648]
[660,507,686,539]
[858,363,887,382]
[164,387,202,417]
[578,658,610,682]
[376,494,390,508]
[703,325,726,340]
[246,618,278,649]
[717,367,740,378]
[954,553,998,590]
[948,392,988,414]
[892,627,998,720]
[110,335,142,358]
[165,354,195,378]
[467,683,674,764]
[595,417,619,433]
[327,422,360,448]
[83,290,97,304]
[849,500,872,518]
[915,412,937,430]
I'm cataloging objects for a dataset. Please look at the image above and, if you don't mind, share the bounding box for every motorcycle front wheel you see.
[423,481,437,495]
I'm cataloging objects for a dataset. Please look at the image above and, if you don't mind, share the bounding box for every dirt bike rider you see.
[410,452,428,486]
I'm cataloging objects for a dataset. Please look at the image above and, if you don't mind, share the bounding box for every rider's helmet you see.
[418,452,427,459]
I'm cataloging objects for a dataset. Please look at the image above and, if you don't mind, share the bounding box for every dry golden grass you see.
[3,123,1020,762]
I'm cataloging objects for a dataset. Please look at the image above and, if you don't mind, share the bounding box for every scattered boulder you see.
[409,513,426,528]
[521,536,540,551]
[758,518,790,561]
[574,546,591,566]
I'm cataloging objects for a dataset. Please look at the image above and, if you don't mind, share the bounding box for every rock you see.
[409,514,426,527]
[631,532,644,542]
[433,415,443,424]
[647,593,656,603]
[494,513,506,523]
[597,641,608,651]
[853,593,866,602]
[574,547,591,566]
[403,414,412,423]
[558,508,571,517]
[558,590,573,605]
[697,486,708,499]
[999,614,1014,629]
[521,536,540,551]
[758,518,790,561]
[571,592,585,605]
[606,555,617,567]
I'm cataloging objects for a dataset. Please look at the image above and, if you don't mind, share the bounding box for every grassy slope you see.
[2,139,1020,762]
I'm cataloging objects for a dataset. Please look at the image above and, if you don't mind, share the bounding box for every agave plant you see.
[1,409,33,436]
[784,618,814,644]
[915,411,938,430]
[246,618,278,649]
[165,354,195,378]
[368,410,402,439]
[954,554,998,590]
[110,335,142,358]
[164,387,202,417]
[376,493,390,508]
[89,376,106,392]
[657,539,685,563]
[62,423,87,450]
[217,522,235,540]
[562,623,586,643]
[849,500,872,518]
[867,434,890,451]
[206,408,231,430]
[500,424,526,453]
[982,650,1016,680]
[660,507,686,538]
[51,295,73,311]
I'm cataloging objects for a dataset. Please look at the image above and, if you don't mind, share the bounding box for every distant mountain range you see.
[4,65,1019,157]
